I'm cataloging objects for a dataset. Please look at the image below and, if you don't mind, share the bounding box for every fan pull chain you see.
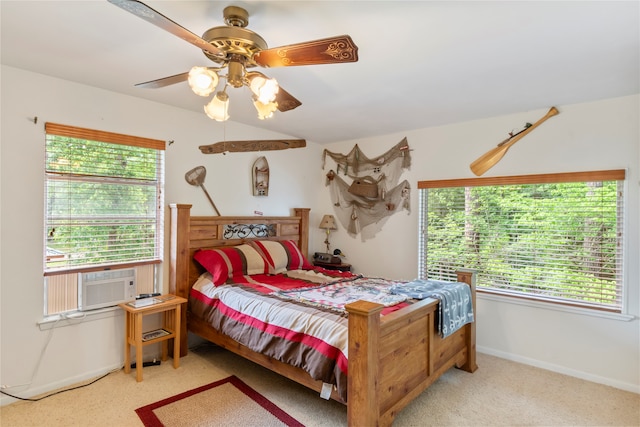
[222,118,227,155]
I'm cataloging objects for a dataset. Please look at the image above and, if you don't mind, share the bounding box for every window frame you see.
[43,123,165,314]
[418,169,626,314]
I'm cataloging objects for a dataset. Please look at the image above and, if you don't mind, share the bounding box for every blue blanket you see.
[390,279,474,338]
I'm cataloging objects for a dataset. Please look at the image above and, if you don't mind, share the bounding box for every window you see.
[44,123,165,315]
[418,170,625,312]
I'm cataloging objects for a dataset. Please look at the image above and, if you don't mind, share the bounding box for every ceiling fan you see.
[108,0,359,121]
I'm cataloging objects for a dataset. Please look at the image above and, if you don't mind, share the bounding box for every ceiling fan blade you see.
[275,87,302,112]
[253,35,358,67]
[108,0,225,58]
[134,71,189,89]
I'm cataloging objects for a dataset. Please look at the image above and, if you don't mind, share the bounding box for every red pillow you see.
[249,240,313,274]
[193,244,268,285]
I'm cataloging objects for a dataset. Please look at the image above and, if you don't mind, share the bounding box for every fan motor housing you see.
[201,26,267,65]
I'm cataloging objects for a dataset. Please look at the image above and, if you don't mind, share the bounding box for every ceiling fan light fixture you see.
[248,74,279,104]
[204,91,230,121]
[253,98,278,120]
[109,2,359,124]
[188,66,219,96]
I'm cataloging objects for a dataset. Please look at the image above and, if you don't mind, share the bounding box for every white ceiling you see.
[2,1,638,144]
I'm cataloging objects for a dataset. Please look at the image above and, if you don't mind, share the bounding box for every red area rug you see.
[135,375,304,427]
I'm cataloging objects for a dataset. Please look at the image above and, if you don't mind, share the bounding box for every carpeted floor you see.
[1,343,639,426]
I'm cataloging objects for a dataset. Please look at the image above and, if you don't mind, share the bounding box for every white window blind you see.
[418,170,625,312]
[44,123,165,273]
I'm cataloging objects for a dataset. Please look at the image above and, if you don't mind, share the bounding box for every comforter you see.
[189,268,470,402]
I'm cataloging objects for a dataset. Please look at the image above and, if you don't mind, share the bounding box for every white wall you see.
[0,65,324,404]
[322,95,640,393]
[1,65,638,406]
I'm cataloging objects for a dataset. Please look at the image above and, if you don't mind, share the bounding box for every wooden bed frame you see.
[169,204,477,426]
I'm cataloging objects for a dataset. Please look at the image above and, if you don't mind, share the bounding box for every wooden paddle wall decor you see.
[199,139,306,154]
[470,107,559,176]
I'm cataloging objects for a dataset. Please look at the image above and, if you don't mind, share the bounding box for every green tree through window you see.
[44,123,165,314]
[418,170,625,312]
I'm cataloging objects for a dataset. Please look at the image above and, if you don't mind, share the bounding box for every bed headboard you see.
[168,204,310,299]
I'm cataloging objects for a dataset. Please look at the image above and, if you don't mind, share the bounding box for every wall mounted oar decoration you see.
[470,107,559,176]
[185,166,221,215]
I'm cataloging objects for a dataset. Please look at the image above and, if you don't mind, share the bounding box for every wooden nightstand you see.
[313,261,352,272]
[118,295,187,382]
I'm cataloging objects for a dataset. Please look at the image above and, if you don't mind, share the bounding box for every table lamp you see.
[319,214,337,253]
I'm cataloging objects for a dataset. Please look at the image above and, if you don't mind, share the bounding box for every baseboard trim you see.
[478,346,639,394]
[0,362,123,407]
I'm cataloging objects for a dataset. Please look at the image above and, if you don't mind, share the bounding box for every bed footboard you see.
[346,270,477,427]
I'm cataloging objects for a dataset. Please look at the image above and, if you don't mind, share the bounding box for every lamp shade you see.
[248,73,279,104]
[319,214,337,230]
[204,91,230,122]
[188,66,219,97]
[253,98,278,120]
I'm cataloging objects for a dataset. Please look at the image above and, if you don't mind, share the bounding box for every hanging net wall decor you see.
[322,138,411,240]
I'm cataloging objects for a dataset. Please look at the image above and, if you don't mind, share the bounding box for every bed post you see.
[294,208,310,260]
[456,269,478,373]
[169,203,191,357]
[345,300,384,427]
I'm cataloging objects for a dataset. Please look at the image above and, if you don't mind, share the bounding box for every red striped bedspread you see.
[188,268,420,402]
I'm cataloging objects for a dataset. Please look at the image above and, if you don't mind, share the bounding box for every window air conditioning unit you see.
[78,268,136,311]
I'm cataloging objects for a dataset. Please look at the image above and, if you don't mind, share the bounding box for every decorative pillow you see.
[249,240,313,274]
[193,244,268,285]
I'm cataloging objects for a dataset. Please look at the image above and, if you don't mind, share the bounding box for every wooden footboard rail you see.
[346,270,477,427]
